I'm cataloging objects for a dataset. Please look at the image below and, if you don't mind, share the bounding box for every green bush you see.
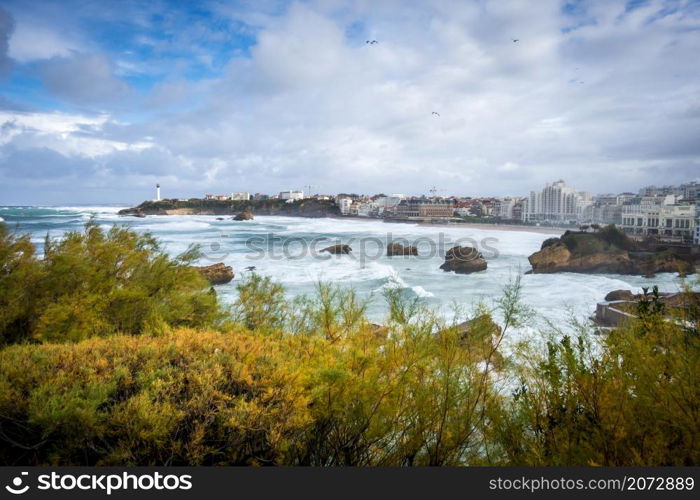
[0,223,698,466]
[0,222,222,345]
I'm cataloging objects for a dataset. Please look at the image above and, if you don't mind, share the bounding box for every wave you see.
[140,220,213,231]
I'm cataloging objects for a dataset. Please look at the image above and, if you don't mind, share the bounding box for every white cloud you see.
[8,22,79,62]
[0,111,153,157]
[1,0,699,203]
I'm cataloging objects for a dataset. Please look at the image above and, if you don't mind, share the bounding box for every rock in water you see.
[320,244,352,254]
[604,289,636,302]
[387,242,419,256]
[233,211,254,221]
[440,246,487,274]
[527,229,694,275]
[194,263,234,285]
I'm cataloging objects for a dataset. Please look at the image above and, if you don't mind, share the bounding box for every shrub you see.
[0,329,312,465]
[0,222,223,345]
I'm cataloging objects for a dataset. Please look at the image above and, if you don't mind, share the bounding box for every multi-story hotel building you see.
[621,201,696,242]
[395,199,455,218]
[523,180,591,223]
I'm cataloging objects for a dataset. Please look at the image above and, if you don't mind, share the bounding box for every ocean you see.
[0,205,691,330]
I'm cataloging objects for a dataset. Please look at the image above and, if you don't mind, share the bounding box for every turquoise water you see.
[0,205,691,328]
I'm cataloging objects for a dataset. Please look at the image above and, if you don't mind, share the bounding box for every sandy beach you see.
[329,215,568,235]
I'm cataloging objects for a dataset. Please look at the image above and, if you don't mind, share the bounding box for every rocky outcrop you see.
[527,230,694,276]
[233,211,254,221]
[604,289,636,302]
[118,198,341,218]
[194,263,234,285]
[321,244,352,255]
[387,242,418,256]
[439,246,487,274]
[528,241,633,274]
[120,208,146,218]
[451,314,502,339]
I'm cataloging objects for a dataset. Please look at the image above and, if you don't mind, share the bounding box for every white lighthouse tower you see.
[156,183,161,201]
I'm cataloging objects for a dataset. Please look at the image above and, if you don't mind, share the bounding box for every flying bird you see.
[432,111,440,117]
[512,38,519,43]
[245,266,256,271]
[366,40,378,44]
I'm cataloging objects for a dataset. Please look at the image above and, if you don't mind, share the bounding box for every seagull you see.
[245,266,256,271]
[512,38,519,43]
[365,40,378,44]
[432,111,440,117]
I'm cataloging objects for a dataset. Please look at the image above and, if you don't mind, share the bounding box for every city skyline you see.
[1,0,699,204]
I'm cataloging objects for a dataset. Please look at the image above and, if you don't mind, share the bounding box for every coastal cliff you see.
[119,198,341,218]
[528,226,694,276]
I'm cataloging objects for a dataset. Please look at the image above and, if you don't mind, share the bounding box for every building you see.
[491,197,527,221]
[638,181,700,201]
[524,180,591,224]
[338,197,352,215]
[156,184,161,201]
[279,190,304,201]
[373,194,405,216]
[621,201,696,242]
[230,192,251,201]
[395,199,455,218]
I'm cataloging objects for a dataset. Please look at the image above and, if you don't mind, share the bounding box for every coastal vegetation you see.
[0,222,698,466]
[0,222,221,345]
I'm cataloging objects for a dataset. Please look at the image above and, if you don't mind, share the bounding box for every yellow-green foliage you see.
[0,221,698,466]
[488,300,700,466]
[0,222,222,345]
[0,328,312,465]
[0,278,512,466]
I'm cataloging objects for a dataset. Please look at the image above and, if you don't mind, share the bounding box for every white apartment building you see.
[338,198,353,215]
[231,192,251,201]
[621,202,696,241]
[279,190,304,201]
[523,180,591,223]
[373,194,405,215]
[494,198,514,219]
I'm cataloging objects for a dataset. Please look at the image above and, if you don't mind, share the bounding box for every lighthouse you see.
[156,183,161,201]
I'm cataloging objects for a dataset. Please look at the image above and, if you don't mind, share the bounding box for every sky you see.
[0,0,699,205]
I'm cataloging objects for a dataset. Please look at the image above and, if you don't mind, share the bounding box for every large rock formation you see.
[528,228,694,276]
[118,198,341,218]
[528,239,633,274]
[194,263,234,285]
[386,242,418,257]
[321,244,352,255]
[233,211,254,221]
[440,246,487,274]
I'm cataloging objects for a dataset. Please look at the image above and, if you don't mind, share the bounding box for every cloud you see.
[0,6,13,77]
[38,53,130,103]
[7,21,79,62]
[1,0,699,203]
